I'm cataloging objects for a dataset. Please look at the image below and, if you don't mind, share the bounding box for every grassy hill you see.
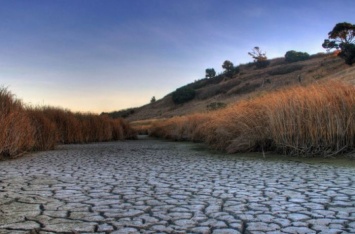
[105,52,354,122]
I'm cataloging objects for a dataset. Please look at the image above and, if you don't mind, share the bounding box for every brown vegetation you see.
[125,54,349,121]
[130,119,163,135]
[0,87,136,159]
[0,88,35,157]
[150,81,355,157]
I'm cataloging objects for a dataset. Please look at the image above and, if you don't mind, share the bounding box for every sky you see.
[1,0,355,113]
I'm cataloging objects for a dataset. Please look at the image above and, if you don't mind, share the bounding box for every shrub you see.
[285,50,310,63]
[223,66,240,78]
[172,86,196,104]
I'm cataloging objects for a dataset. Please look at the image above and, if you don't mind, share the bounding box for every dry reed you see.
[0,87,136,158]
[130,119,163,135]
[0,88,35,157]
[150,81,355,157]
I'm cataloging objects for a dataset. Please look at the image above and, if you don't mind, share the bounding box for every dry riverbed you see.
[0,136,354,233]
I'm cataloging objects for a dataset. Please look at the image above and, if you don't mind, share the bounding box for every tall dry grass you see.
[0,87,136,159]
[263,81,355,156]
[130,119,164,135]
[150,114,211,141]
[26,109,58,151]
[150,81,355,157]
[0,88,35,156]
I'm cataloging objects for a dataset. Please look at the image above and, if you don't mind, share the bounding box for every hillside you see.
[107,53,354,121]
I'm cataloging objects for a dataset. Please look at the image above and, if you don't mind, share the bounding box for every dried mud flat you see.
[0,137,354,234]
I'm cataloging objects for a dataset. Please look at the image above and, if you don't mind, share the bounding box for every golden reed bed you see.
[150,81,355,157]
[0,88,135,158]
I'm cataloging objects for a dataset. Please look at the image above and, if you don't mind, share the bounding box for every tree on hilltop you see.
[205,68,216,78]
[150,96,156,103]
[322,22,355,65]
[285,50,310,63]
[248,46,266,61]
[222,60,234,72]
[248,46,270,68]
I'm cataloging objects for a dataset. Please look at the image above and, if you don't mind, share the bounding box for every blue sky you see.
[1,0,355,113]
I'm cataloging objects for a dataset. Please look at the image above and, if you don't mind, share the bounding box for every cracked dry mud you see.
[0,137,354,234]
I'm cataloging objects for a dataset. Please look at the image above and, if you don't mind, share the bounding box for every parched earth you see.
[0,137,355,234]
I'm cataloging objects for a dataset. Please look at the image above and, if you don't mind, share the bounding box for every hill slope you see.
[108,53,354,121]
